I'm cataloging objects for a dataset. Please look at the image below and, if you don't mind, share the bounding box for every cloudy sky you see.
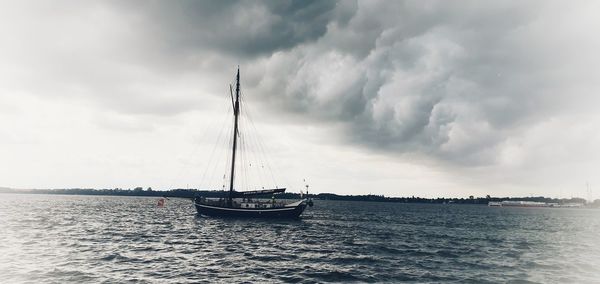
[1,0,599,198]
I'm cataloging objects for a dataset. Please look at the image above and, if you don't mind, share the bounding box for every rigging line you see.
[243,93,280,187]
[237,96,246,191]
[206,106,234,191]
[245,127,264,190]
[245,115,263,191]
[241,93,276,190]
[238,93,247,191]
[241,114,255,191]
[241,89,253,191]
[206,116,231,191]
[248,117,268,189]
[212,118,231,191]
[258,121,284,187]
[241,102,256,190]
[243,130,251,191]
[170,96,228,188]
[239,92,268,189]
[170,128,206,189]
[198,101,232,189]
[243,129,252,191]
[240,131,246,191]
[172,141,202,189]
[237,125,245,191]
[239,106,255,190]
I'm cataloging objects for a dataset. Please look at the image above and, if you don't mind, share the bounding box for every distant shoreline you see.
[1,187,598,207]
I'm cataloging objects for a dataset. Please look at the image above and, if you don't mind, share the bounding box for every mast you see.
[228,67,241,206]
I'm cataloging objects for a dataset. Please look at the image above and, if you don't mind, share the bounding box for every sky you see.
[1,0,599,198]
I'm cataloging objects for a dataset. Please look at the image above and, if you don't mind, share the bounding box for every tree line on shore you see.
[2,187,597,207]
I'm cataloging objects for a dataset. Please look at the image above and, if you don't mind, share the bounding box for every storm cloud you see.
[249,1,599,166]
[119,0,338,57]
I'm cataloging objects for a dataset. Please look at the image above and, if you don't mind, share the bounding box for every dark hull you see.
[195,202,307,218]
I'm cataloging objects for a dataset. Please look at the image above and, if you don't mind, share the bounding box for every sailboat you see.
[194,68,310,218]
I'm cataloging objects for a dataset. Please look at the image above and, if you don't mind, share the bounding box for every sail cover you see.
[230,188,286,197]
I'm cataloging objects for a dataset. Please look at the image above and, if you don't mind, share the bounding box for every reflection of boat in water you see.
[488,201,584,208]
[194,68,310,218]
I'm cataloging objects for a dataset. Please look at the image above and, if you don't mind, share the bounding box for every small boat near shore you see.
[488,200,584,208]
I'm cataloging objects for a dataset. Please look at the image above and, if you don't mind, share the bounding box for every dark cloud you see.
[250,1,599,166]
[118,0,338,57]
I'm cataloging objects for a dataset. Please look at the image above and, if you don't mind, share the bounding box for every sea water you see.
[1,194,599,283]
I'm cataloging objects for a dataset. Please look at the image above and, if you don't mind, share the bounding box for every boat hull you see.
[195,201,307,218]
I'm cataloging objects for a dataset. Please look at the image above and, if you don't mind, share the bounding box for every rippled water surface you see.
[1,194,599,283]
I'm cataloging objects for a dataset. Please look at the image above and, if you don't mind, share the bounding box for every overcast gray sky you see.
[1,0,599,198]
